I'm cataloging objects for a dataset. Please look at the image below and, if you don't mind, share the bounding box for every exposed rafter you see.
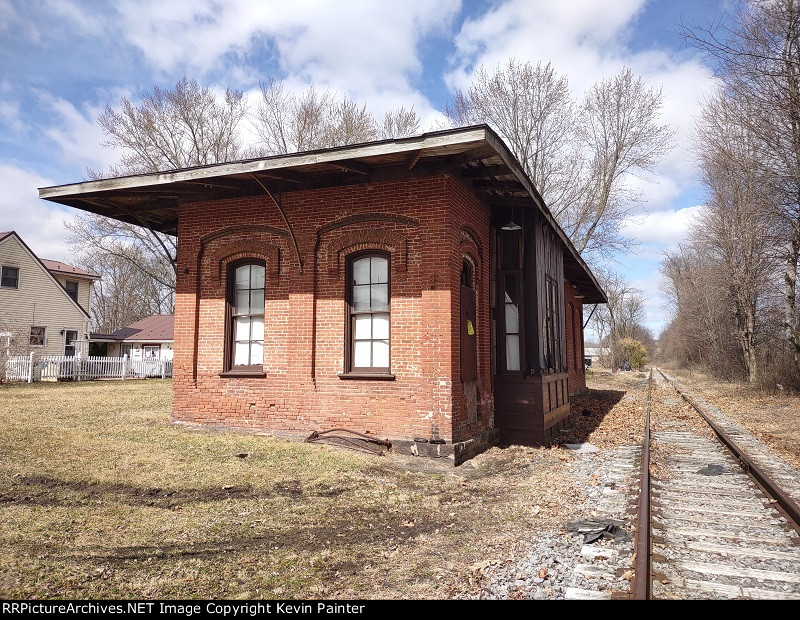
[331,159,371,175]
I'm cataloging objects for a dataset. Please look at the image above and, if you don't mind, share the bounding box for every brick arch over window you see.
[200,225,288,282]
[458,228,483,292]
[316,214,418,278]
[329,233,409,278]
[210,241,282,284]
[460,225,484,264]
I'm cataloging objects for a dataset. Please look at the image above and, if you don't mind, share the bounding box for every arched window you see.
[226,259,265,372]
[345,252,390,374]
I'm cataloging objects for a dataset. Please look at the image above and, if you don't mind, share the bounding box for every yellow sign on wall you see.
[467,320,475,336]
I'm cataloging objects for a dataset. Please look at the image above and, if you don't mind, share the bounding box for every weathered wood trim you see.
[39,128,490,198]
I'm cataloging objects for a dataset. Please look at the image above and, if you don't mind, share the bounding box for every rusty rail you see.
[305,428,392,456]
[631,368,653,600]
[656,368,800,534]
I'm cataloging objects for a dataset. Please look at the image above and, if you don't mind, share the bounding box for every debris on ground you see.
[566,518,630,544]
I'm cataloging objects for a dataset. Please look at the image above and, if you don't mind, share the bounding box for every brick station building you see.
[40,125,605,462]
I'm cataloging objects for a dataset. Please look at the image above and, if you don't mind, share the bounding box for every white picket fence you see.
[2,353,172,383]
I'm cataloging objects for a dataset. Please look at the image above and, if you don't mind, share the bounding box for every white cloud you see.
[104,1,461,134]
[447,0,646,94]
[629,271,673,336]
[35,92,119,174]
[0,99,23,135]
[42,0,104,35]
[115,1,458,90]
[620,204,704,248]
[0,164,73,261]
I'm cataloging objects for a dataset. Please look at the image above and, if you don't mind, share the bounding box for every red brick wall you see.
[564,280,586,395]
[173,174,493,443]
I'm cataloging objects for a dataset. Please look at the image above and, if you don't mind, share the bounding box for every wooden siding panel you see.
[525,211,565,374]
[52,275,92,313]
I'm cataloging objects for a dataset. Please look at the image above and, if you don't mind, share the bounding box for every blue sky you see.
[0,0,728,336]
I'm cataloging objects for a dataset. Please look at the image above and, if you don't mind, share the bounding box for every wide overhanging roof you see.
[39,124,606,303]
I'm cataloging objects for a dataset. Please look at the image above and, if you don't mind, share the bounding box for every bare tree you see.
[66,214,174,332]
[570,68,674,256]
[251,79,422,155]
[446,61,672,259]
[380,106,421,139]
[661,243,739,375]
[693,89,776,382]
[682,0,800,374]
[93,77,248,176]
[445,60,582,217]
[76,78,251,325]
[588,269,651,368]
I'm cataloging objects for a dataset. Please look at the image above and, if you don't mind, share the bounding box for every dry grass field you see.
[5,370,783,599]
[0,379,584,600]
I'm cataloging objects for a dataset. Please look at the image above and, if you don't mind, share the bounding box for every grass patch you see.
[0,380,582,599]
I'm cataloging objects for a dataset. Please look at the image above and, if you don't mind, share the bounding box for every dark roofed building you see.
[40,125,604,462]
[91,315,174,361]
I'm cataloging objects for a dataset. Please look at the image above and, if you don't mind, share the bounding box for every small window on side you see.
[30,326,46,347]
[1,266,19,289]
[65,280,78,302]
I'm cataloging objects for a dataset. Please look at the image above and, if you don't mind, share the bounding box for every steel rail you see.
[631,368,653,600]
[656,368,800,534]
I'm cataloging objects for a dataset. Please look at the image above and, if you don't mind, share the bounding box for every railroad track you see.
[632,368,800,600]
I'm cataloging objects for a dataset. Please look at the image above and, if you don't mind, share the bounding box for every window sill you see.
[338,372,396,381]
[218,369,266,378]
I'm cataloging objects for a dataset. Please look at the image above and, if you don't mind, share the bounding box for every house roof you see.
[40,259,100,280]
[38,125,606,303]
[108,314,174,342]
[89,332,118,342]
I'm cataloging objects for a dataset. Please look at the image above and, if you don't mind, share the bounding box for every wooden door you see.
[460,258,478,382]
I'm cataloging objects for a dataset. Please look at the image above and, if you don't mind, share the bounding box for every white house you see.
[0,231,98,357]
[92,314,174,361]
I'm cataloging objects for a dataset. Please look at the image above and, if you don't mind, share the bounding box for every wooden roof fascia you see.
[39,127,490,200]
[252,169,307,184]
